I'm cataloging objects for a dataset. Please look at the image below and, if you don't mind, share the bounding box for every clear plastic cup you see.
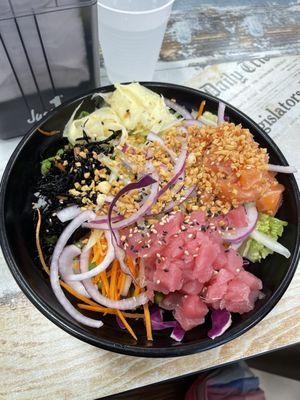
[97,0,174,83]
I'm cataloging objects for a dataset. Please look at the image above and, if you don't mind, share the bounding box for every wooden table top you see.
[1,1,300,399]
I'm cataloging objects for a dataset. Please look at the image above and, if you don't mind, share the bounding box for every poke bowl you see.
[0,82,299,357]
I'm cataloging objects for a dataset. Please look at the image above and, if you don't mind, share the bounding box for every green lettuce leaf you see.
[239,213,287,263]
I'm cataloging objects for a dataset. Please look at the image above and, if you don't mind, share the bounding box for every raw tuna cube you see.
[207,229,224,246]
[205,268,235,303]
[193,239,220,282]
[174,294,208,331]
[226,205,248,228]
[238,270,263,291]
[160,292,181,310]
[213,268,235,285]
[206,282,228,303]
[162,237,185,259]
[222,278,255,314]
[213,251,228,270]
[157,211,184,242]
[152,259,184,294]
[180,260,196,280]
[190,210,206,225]
[181,280,204,295]
[224,249,244,275]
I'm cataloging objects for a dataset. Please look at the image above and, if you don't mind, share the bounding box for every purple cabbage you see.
[208,309,232,339]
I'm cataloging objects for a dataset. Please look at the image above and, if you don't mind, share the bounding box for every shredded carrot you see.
[92,244,100,263]
[78,304,144,319]
[126,257,136,278]
[93,275,100,284]
[55,162,66,172]
[116,310,137,340]
[37,127,60,136]
[109,260,119,299]
[108,259,138,340]
[196,100,206,119]
[98,240,105,256]
[77,303,114,314]
[100,271,109,295]
[61,281,99,306]
[133,285,140,296]
[143,301,153,341]
[117,271,126,296]
[35,209,50,274]
[107,269,112,278]
[73,261,79,272]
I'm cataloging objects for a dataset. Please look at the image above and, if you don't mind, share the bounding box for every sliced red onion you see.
[105,195,114,203]
[170,324,185,342]
[78,245,148,310]
[56,205,81,223]
[208,309,232,339]
[183,119,203,128]
[86,174,158,231]
[82,215,123,230]
[112,230,131,275]
[165,98,193,120]
[163,185,196,213]
[146,148,153,160]
[160,117,184,132]
[268,164,297,174]
[250,230,291,258]
[230,240,244,251]
[222,203,258,243]
[58,245,90,298]
[92,215,123,224]
[218,102,226,124]
[121,143,128,153]
[50,210,102,328]
[147,132,177,162]
[177,125,188,135]
[116,316,125,329]
[66,230,115,281]
[136,258,146,288]
[78,247,101,302]
[121,275,132,297]
[86,173,159,232]
[118,154,135,171]
[155,141,188,200]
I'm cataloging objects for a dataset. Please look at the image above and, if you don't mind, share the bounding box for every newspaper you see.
[182,55,300,181]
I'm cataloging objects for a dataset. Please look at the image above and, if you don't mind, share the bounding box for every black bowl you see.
[1,83,299,357]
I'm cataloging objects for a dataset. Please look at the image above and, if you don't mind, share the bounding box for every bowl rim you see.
[1,82,300,357]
